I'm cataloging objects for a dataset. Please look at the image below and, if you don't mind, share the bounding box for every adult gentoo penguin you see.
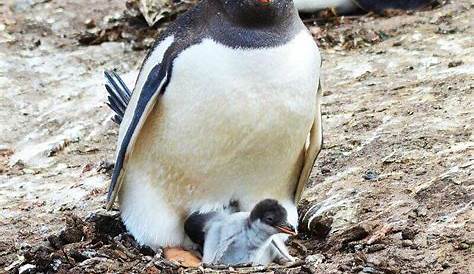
[105,0,322,262]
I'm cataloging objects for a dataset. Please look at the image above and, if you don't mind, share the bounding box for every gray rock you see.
[305,254,325,265]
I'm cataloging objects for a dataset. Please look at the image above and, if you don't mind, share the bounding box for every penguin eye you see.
[265,217,273,223]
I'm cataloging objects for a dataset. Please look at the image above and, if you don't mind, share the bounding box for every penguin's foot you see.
[164,247,201,267]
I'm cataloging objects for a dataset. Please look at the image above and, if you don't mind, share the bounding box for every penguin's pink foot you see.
[164,247,201,268]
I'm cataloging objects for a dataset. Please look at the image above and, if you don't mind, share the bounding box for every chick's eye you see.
[265,217,273,222]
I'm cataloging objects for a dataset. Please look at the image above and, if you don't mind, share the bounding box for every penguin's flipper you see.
[184,212,219,249]
[104,70,132,124]
[106,62,171,209]
[270,237,295,263]
[294,78,323,203]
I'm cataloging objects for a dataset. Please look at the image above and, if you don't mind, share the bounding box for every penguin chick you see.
[184,199,297,266]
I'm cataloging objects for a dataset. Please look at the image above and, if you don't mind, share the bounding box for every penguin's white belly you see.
[119,31,321,248]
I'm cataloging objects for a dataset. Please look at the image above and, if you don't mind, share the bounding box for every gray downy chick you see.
[184,199,297,266]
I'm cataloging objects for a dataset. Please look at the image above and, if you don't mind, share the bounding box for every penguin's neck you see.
[205,0,302,48]
[210,0,296,28]
[246,219,274,248]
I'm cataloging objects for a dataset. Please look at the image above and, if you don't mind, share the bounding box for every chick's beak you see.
[275,222,297,236]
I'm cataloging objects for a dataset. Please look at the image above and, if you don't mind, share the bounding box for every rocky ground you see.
[0,0,472,273]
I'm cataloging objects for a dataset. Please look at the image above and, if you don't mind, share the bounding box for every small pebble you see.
[448,61,463,68]
[366,244,386,253]
[402,228,417,240]
[456,242,469,250]
[414,207,428,217]
[305,254,324,265]
[402,240,414,247]
[84,18,96,29]
[393,41,402,46]
[362,170,379,181]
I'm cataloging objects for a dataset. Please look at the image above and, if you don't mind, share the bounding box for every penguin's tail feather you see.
[104,70,132,124]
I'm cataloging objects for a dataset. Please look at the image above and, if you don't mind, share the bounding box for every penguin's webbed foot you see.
[164,247,201,268]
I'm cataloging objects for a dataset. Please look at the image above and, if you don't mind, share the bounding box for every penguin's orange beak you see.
[276,223,297,236]
[257,0,272,5]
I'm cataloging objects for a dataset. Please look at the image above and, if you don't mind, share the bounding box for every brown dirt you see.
[0,0,472,273]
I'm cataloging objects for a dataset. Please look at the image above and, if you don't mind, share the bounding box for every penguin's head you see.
[217,0,295,26]
[249,199,297,236]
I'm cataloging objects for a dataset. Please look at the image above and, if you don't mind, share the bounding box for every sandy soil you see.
[0,0,472,273]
